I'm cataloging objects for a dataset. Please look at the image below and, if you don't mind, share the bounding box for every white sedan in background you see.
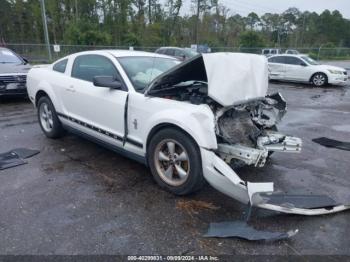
[268,54,348,87]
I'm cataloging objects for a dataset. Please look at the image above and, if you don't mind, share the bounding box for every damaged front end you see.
[215,92,302,169]
[147,53,349,216]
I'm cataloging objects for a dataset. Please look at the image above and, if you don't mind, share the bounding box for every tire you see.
[311,72,328,87]
[147,128,205,195]
[37,96,65,138]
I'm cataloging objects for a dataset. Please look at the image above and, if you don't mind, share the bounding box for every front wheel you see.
[37,96,65,138]
[311,73,328,87]
[148,128,205,195]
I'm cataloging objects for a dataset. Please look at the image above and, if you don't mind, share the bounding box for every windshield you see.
[118,56,179,92]
[301,56,319,65]
[0,49,23,64]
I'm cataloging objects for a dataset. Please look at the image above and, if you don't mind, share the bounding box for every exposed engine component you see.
[149,81,216,105]
[152,86,293,169]
[214,92,295,169]
[251,93,287,128]
[215,92,287,146]
[217,109,260,147]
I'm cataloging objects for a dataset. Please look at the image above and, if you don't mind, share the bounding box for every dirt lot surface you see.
[0,79,349,255]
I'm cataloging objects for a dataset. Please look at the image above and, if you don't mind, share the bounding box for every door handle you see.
[65,85,75,92]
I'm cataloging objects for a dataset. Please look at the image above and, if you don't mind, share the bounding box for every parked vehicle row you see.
[262,48,300,57]
[0,46,348,100]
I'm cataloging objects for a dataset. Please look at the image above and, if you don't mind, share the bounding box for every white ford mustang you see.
[27,50,349,215]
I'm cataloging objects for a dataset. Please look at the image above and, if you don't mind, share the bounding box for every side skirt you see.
[63,124,147,165]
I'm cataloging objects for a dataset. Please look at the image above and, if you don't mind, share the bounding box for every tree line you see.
[0,0,350,49]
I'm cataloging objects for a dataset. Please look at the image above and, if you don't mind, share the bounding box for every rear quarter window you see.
[53,59,68,73]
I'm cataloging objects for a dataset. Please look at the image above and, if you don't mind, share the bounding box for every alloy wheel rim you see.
[154,139,190,186]
[39,103,54,132]
[313,74,325,86]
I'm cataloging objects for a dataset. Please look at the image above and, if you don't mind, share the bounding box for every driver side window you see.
[71,55,119,83]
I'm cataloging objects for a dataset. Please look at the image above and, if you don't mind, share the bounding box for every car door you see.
[60,54,128,144]
[283,56,309,81]
[268,56,286,79]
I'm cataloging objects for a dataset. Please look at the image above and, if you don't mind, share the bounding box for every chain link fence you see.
[4,43,350,63]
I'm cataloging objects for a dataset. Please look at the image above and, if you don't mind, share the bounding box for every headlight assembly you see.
[327,69,343,74]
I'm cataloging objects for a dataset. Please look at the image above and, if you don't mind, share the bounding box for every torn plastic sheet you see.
[0,148,40,170]
[312,137,350,151]
[204,221,298,241]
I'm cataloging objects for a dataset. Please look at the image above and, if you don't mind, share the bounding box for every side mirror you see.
[22,57,29,64]
[300,62,307,66]
[93,76,122,89]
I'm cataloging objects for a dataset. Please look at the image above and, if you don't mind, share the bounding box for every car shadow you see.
[0,95,30,104]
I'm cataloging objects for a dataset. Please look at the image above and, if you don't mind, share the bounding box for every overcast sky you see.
[179,0,350,19]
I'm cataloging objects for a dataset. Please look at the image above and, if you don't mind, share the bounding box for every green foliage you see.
[0,0,350,50]
[239,31,265,48]
[63,20,112,45]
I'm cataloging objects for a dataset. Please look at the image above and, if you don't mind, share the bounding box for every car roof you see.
[158,46,185,50]
[66,49,176,59]
[268,54,305,58]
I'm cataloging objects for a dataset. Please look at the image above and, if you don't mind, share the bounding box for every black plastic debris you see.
[0,152,26,170]
[11,148,40,159]
[204,221,298,241]
[258,193,337,209]
[0,148,40,170]
[312,137,350,151]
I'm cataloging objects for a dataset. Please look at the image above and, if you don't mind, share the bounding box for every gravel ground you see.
[0,79,349,256]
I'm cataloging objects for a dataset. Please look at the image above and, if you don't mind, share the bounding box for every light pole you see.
[40,0,52,62]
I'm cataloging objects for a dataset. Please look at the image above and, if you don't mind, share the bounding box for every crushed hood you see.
[146,52,269,106]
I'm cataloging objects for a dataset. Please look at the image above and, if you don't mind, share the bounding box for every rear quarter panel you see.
[27,67,65,113]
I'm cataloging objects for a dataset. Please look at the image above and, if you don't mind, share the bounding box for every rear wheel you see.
[311,73,327,87]
[37,96,65,138]
[148,128,205,195]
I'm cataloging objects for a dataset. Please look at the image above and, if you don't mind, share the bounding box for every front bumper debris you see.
[257,132,302,153]
[217,132,302,168]
[201,148,350,216]
[251,191,350,215]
